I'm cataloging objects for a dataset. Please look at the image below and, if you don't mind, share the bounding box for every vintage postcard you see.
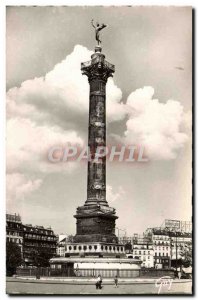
[6,6,192,295]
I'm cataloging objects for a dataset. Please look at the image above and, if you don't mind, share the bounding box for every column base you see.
[74,204,118,244]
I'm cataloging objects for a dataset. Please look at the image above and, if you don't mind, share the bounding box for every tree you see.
[29,247,54,267]
[6,242,23,276]
[37,249,54,267]
[125,242,132,253]
[180,246,192,267]
[67,235,74,243]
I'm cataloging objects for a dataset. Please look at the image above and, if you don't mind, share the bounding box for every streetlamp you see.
[175,232,178,276]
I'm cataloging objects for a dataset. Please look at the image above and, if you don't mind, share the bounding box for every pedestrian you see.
[114,275,118,288]
[99,274,102,289]
[96,274,102,289]
[36,267,40,280]
[174,269,178,278]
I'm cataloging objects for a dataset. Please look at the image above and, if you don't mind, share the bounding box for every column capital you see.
[81,52,115,83]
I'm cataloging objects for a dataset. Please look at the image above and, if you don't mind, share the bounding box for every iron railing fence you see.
[16,267,174,278]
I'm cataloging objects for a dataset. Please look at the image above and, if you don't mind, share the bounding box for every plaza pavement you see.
[6,277,192,295]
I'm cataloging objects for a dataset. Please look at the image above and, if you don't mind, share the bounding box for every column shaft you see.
[86,79,108,206]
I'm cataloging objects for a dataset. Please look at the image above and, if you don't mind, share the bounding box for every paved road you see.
[6,279,192,295]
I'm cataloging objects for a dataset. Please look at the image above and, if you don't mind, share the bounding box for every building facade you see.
[131,234,154,268]
[145,219,192,269]
[23,224,57,265]
[122,219,192,269]
[57,236,67,257]
[6,213,58,266]
[6,213,23,253]
[169,231,192,261]
[148,229,171,269]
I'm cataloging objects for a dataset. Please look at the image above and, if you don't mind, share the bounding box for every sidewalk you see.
[7,276,192,285]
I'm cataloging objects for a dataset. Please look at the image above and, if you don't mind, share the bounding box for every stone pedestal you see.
[74,205,118,243]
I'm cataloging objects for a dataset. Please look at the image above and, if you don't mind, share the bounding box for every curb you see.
[7,277,192,286]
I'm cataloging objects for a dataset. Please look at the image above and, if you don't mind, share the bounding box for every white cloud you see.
[7,45,124,126]
[6,45,125,207]
[6,45,125,173]
[106,78,126,122]
[123,86,190,160]
[6,45,191,213]
[6,117,83,173]
[107,185,125,203]
[6,173,42,212]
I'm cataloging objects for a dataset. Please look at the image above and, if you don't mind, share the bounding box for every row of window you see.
[153,241,169,245]
[155,259,169,263]
[66,245,124,252]
[24,228,54,236]
[133,250,151,255]
[7,237,22,244]
[140,256,151,260]
[133,246,153,250]
[157,237,191,243]
[51,264,62,269]
[142,263,152,268]
[154,253,169,257]
[24,234,56,241]
[24,248,56,254]
[6,223,22,229]
[24,243,56,248]
[154,246,169,251]
[7,231,23,237]
[153,235,169,240]
[133,253,170,258]
[171,242,191,247]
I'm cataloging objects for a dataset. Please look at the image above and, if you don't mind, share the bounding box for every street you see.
[6,279,192,295]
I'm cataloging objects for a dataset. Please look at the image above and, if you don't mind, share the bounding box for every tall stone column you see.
[82,46,114,207]
[85,48,111,206]
[74,46,118,244]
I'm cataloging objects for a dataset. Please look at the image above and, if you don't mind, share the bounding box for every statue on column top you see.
[91,19,107,45]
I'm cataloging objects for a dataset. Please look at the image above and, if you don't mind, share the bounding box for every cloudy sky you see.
[6,6,192,236]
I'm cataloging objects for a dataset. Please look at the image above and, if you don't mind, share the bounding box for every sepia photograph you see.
[5,5,192,295]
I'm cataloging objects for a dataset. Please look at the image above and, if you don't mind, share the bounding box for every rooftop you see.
[6,213,22,223]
